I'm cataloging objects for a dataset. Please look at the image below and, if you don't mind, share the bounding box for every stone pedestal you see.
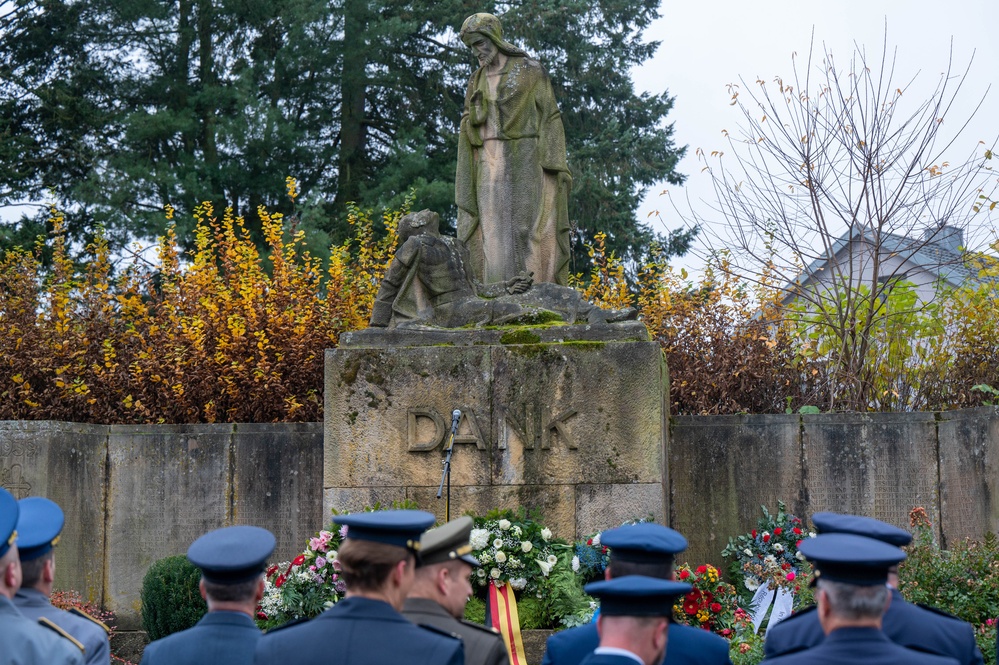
[324,323,668,539]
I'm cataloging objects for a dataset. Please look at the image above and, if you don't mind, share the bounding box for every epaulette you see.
[460,619,501,636]
[773,604,818,624]
[262,617,310,634]
[419,623,461,641]
[916,603,963,621]
[69,607,111,634]
[38,617,85,653]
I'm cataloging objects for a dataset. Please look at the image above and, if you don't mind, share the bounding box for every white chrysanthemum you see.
[764,555,776,565]
[477,568,487,578]
[498,519,512,530]
[510,578,528,591]
[495,551,507,563]
[745,577,760,591]
[571,556,580,572]
[541,528,552,541]
[774,543,785,553]
[490,568,501,579]
[479,553,492,564]
[521,541,533,553]
[511,525,522,537]
[470,529,490,550]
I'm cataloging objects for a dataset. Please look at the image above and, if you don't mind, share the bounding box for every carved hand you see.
[505,272,533,294]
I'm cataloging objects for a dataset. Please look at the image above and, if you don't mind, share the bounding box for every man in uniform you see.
[761,532,958,665]
[579,576,692,665]
[14,496,111,665]
[0,487,84,665]
[253,509,463,665]
[764,512,983,665]
[140,525,275,664]
[402,516,509,665]
[542,523,732,665]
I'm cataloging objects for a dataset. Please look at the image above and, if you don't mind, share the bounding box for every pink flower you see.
[786,572,796,581]
[339,525,349,538]
[316,556,327,568]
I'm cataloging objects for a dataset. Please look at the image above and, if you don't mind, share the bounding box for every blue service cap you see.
[335,509,435,552]
[811,512,912,547]
[799,533,906,586]
[0,488,17,558]
[585,575,692,616]
[601,523,688,563]
[187,526,276,584]
[15,497,64,561]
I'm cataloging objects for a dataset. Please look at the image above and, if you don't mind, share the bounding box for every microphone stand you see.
[437,410,460,522]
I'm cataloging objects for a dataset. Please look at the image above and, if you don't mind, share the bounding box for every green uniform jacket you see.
[402,598,510,665]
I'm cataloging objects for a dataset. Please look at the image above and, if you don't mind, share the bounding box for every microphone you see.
[450,409,461,434]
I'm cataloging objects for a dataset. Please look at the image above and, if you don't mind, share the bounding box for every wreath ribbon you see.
[488,580,528,665]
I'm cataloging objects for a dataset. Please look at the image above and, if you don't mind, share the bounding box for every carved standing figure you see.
[456,13,572,286]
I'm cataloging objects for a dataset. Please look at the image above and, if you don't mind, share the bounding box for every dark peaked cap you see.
[799,533,906,586]
[584,576,692,616]
[0,487,17,558]
[335,509,436,552]
[811,512,912,547]
[15,497,64,560]
[187,525,276,584]
[418,516,479,567]
[601,523,687,563]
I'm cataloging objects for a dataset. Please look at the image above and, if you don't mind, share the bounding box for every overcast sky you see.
[633,0,999,272]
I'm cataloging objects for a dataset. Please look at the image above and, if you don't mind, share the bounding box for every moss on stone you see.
[500,329,542,345]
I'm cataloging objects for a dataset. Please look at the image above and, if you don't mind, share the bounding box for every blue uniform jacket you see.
[761,626,960,665]
[542,621,733,665]
[252,596,464,665]
[140,611,261,665]
[763,589,983,665]
[578,652,644,665]
[14,588,110,665]
[0,594,84,665]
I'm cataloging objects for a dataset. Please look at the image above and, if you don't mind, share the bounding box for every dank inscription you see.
[407,407,577,452]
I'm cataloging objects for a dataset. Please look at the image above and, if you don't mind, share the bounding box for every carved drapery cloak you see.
[456,55,571,286]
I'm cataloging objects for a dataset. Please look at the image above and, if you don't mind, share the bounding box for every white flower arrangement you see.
[469,513,560,594]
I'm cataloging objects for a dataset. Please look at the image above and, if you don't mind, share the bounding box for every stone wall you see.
[0,422,323,630]
[2,406,999,633]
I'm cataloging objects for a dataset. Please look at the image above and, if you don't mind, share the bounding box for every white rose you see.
[510,578,527,591]
[477,568,487,578]
[521,541,533,553]
[541,528,552,541]
[495,551,507,563]
[493,538,504,549]
[470,529,490,550]
[490,568,501,579]
[571,556,580,572]
[498,519,512,530]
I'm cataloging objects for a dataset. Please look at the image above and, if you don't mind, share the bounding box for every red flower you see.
[696,564,708,574]
[257,611,267,619]
[710,603,722,613]
[683,593,699,615]
[793,527,802,535]
[274,574,286,588]
[762,534,771,543]
[774,527,783,535]
[292,554,306,567]
[751,530,757,539]
[796,539,803,548]
[266,565,278,576]
[587,538,593,545]
[679,570,690,580]
[720,628,732,637]
[602,546,608,554]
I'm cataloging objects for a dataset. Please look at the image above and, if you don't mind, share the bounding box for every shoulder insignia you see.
[263,617,310,634]
[460,619,502,636]
[776,605,818,623]
[916,603,962,621]
[69,607,111,634]
[419,623,461,641]
[38,617,85,653]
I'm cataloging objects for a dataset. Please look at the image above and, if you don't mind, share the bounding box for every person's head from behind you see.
[602,523,687,582]
[0,488,21,598]
[187,525,275,615]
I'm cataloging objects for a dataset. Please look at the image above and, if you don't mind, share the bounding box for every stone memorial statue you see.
[369,210,635,329]
[456,13,572,287]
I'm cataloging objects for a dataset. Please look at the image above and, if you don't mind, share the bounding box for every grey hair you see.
[817,578,889,620]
